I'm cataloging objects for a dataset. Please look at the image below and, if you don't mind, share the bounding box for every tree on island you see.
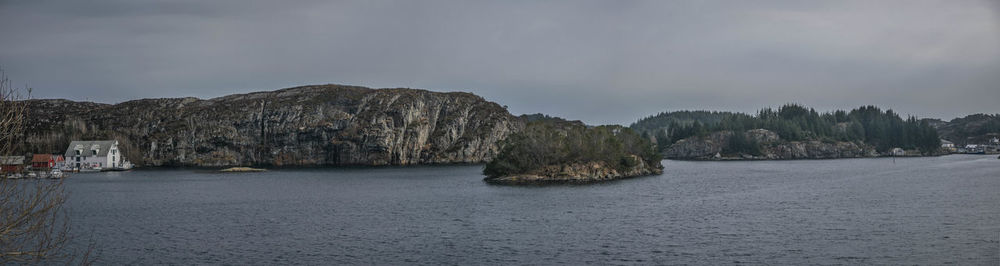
[484,120,661,178]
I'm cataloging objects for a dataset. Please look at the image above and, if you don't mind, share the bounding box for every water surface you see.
[64,155,1000,265]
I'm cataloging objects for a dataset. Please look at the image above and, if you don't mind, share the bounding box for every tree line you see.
[636,104,941,154]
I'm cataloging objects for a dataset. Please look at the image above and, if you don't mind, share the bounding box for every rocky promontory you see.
[484,154,662,184]
[21,85,523,167]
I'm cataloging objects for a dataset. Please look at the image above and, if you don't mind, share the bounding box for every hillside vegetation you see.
[483,120,662,182]
[634,104,941,155]
[933,114,1000,145]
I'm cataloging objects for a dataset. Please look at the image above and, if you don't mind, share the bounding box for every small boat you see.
[105,161,135,171]
[79,167,101,173]
[7,173,23,179]
[26,172,37,178]
[50,169,65,179]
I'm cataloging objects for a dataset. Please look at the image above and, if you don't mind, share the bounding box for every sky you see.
[1,1,998,125]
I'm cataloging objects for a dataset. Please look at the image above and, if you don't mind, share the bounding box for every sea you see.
[60,154,999,265]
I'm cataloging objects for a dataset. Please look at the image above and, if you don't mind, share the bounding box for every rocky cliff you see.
[22,85,523,167]
[664,129,879,160]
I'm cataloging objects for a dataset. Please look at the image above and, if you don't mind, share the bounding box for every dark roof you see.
[64,140,117,157]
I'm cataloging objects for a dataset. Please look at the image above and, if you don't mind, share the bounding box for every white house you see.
[940,139,954,148]
[940,139,956,153]
[64,140,122,170]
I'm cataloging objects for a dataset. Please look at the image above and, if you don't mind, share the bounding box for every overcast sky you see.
[1,1,998,125]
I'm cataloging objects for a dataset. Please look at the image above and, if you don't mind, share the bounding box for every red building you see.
[31,154,63,169]
[1,156,25,173]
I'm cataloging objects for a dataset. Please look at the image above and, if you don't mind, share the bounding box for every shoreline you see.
[664,153,993,162]
[73,154,993,171]
[483,171,663,186]
[114,162,490,171]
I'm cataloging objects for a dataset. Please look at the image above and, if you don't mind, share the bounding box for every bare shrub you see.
[0,69,93,264]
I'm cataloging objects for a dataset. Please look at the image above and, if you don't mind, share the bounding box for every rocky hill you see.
[635,105,944,159]
[21,85,523,167]
[932,114,1000,145]
[663,129,880,160]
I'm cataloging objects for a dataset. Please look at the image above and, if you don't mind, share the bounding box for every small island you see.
[483,119,663,184]
[219,167,267,172]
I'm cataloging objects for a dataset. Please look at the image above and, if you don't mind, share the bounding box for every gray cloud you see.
[1,0,998,125]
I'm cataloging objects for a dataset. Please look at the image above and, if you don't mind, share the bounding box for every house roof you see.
[0,156,24,165]
[940,139,954,144]
[64,140,117,157]
[31,154,52,163]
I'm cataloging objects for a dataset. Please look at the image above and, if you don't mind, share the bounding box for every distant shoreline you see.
[664,153,996,162]
[100,154,1000,172]
[119,162,489,171]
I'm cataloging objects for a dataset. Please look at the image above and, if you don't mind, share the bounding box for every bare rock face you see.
[663,129,879,160]
[22,85,524,167]
[746,129,779,143]
[663,131,731,159]
[485,155,663,184]
[770,141,878,159]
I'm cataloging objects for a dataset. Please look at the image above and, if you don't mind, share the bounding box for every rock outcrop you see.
[484,155,663,184]
[664,129,879,160]
[22,85,523,167]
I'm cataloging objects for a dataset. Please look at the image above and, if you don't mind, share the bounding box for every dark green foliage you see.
[633,104,941,154]
[519,113,573,124]
[667,121,707,144]
[630,110,734,133]
[722,131,762,156]
[653,129,670,152]
[484,121,661,177]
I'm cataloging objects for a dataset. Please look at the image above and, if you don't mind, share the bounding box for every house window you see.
[75,150,81,155]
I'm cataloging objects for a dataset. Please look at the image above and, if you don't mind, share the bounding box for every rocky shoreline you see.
[484,155,663,184]
[662,129,932,161]
[667,153,941,162]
